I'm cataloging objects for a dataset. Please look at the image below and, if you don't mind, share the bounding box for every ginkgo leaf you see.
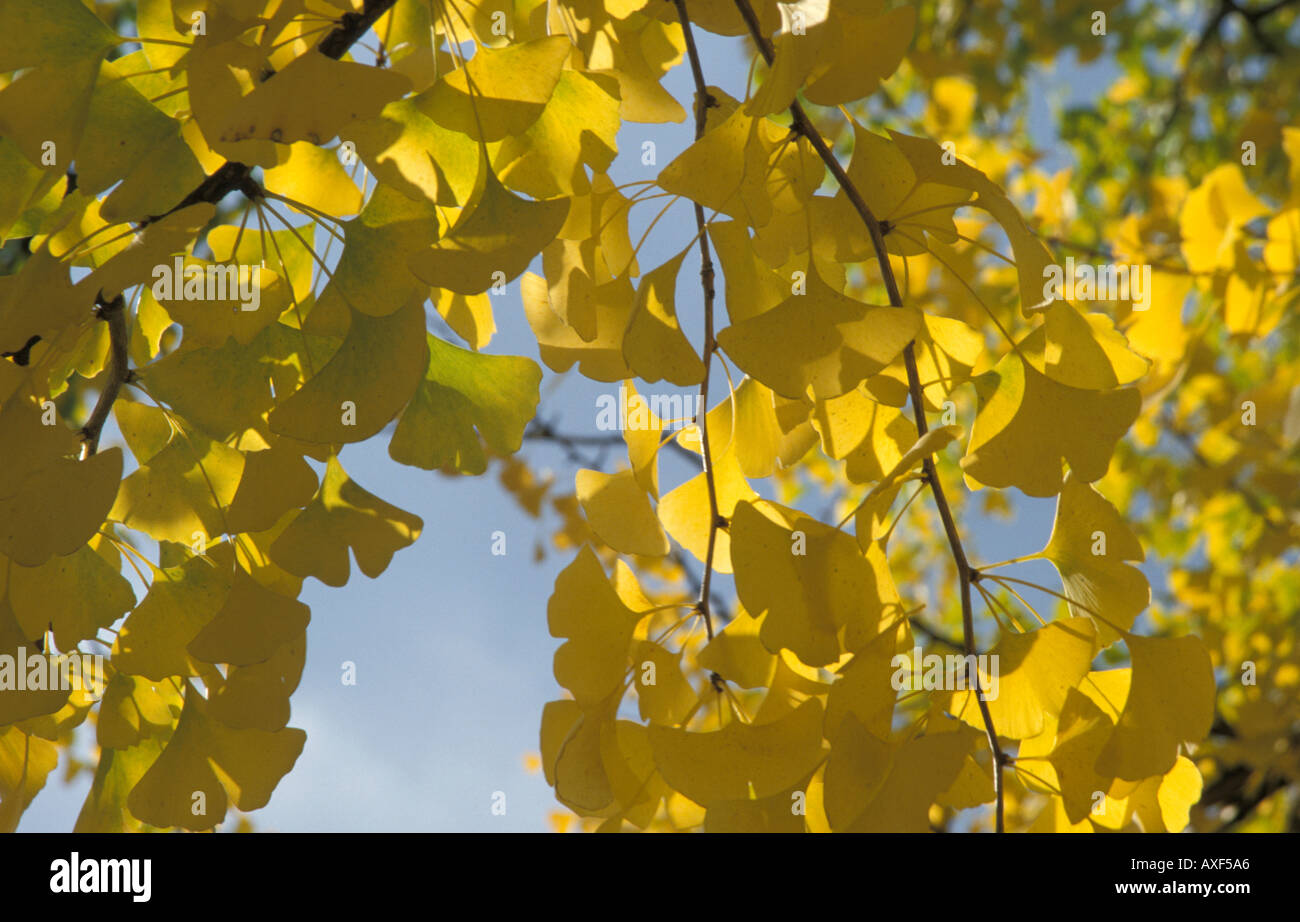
[1095,633,1214,781]
[1019,301,1148,390]
[269,297,429,444]
[110,432,244,546]
[7,540,135,651]
[577,469,670,557]
[206,634,305,732]
[0,726,59,832]
[78,58,206,222]
[73,738,164,833]
[647,698,826,805]
[824,622,906,739]
[113,552,233,681]
[962,351,1141,497]
[947,618,1097,740]
[389,334,541,475]
[269,457,423,587]
[419,35,571,141]
[1127,755,1202,833]
[622,380,666,498]
[1179,164,1269,273]
[746,0,914,115]
[127,684,305,831]
[1045,688,1118,823]
[96,673,180,751]
[224,439,319,535]
[317,183,440,319]
[350,96,480,206]
[492,69,621,198]
[696,607,778,689]
[0,398,123,567]
[890,130,1056,316]
[523,272,636,382]
[216,50,411,146]
[730,499,881,667]
[1040,473,1150,644]
[632,641,697,726]
[187,568,310,667]
[824,713,974,831]
[717,262,920,401]
[657,94,774,227]
[263,142,363,217]
[547,547,644,708]
[657,439,757,573]
[623,250,705,386]
[408,158,569,295]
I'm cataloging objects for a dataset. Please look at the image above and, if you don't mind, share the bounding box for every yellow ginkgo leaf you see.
[890,130,1056,316]
[632,641,697,726]
[1020,301,1149,390]
[576,468,670,557]
[717,262,920,401]
[110,434,244,546]
[7,540,135,651]
[1046,688,1118,823]
[419,35,571,142]
[206,634,305,732]
[657,439,757,573]
[0,398,123,567]
[547,547,644,708]
[1095,633,1214,781]
[127,684,305,831]
[730,499,882,667]
[623,250,705,386]
[824,621,906,739]
[825,713,974,832]
[408,158,569,295]
[647,698,826,806]
[1179,164,1269,273]
[696,606,778,689]
[523,272,636,382]
[621,381,666,498]
[269,457,423,587]
[216,49,411,146]
[112,552,233,681]
[962,351,1141,497]
[269,297,429,444]
[947,618,1097,740]
[263,141,362,217]
[1040,473,1150,644]
[187,568,311,667]
[1127,754,1202,832]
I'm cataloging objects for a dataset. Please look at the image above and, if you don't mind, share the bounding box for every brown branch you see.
[79,293,130,459]
[672,0,722,660]
[733,0,1006,829]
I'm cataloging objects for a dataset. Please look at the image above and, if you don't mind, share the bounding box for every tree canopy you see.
[0,0,1297,833]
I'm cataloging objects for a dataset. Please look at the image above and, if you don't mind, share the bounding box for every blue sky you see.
[23,20,1136,833]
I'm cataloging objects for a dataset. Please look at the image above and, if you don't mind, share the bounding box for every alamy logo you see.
[50,853,151,902]
[151,257,261,311]
[891,647,999,700]
[1041,257,1152,311]
[0,650,105,697]
[595,385,702,431]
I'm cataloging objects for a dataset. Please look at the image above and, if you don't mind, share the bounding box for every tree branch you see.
[733,0,1006,828]
[671,0,722,655]
[79,293,130,459]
